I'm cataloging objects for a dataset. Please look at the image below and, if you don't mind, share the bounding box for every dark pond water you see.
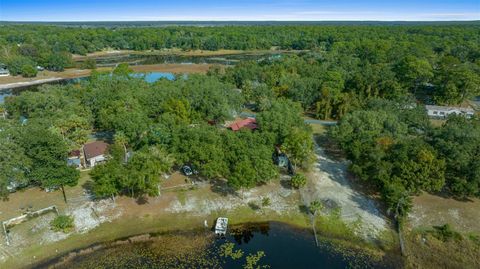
[77,51,291,67]
[39,222,399,269]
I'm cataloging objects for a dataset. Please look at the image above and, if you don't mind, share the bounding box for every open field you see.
[409,193,480,233]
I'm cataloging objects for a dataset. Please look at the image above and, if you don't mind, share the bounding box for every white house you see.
[0,67,9,77]
[83,141,109,167]
[426,105,475,119]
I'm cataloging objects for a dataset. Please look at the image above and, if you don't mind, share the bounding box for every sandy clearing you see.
[303,142,388,240]
[409,193,480,233]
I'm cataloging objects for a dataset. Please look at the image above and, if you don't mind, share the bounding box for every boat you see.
[215,217,228,236]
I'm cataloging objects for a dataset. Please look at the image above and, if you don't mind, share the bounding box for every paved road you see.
[239,112,338,126]
[304,119,338,126]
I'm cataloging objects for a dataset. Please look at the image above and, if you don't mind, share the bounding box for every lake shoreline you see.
[0,63,214,90]
[29,221,397,269]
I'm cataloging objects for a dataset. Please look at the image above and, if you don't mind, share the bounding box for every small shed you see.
[67,150,82,168]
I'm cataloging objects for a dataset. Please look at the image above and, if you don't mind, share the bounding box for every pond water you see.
[39,222,398,269]
[77,51,291,67]
[0,72,175,104]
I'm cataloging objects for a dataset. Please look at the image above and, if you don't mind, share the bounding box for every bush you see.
[6,56,35,76]
[81,58,97,69]
[431,224,462,242]
[50,215,75,233]
[261,197,271,207]
[291,173,307,188]
[21,64,37,77]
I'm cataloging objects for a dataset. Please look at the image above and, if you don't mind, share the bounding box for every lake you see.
[0,72,176,104]
[76,51,292,67]
[38,222,399,269]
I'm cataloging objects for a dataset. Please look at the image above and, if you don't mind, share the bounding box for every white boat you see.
[215,217,228,236]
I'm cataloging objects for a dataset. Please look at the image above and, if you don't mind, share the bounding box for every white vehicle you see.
[215,217,228,236]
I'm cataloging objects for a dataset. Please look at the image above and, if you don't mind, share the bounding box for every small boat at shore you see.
[215,217,228,236]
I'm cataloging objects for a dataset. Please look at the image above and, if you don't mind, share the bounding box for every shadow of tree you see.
[136,195,149,205]
[210,178,237,197]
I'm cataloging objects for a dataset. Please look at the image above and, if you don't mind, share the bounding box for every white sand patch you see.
[166,182,297,215]
[67,199,122,233]
[302,142,388,240]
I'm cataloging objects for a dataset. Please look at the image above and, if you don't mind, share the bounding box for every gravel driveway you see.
[302,142,388,240]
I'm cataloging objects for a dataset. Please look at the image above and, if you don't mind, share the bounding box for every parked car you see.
[181,164,199,176]
[182,165,193,176]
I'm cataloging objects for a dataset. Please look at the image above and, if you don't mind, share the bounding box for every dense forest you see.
[0,23,479,218]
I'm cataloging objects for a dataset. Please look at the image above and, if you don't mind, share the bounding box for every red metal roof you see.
[228,118,257,131]
[83,141,108,160]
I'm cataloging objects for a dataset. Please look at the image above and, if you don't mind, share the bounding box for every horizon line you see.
[2,19,479,22]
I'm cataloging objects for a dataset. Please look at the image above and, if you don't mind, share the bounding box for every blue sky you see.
[0,0,479,21]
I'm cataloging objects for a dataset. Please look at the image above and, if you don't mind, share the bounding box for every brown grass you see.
[409,193,480,233]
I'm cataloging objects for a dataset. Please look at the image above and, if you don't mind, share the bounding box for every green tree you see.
[281,127,314,169]
[395,56,433,92]
[21,64,37,77]
[50,215,75,233]
[45,52,72,71]
[18,125,79,203]
[124,146,174,197]
[81,58,97,69]
[309,200,323,215]
[113,63,132,76]
[291,173,307,189]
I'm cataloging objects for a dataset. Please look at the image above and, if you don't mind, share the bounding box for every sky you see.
[0,0,479,21]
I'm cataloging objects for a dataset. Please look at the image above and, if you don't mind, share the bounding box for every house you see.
[228,117,257,131]
[83,141,109,167]
[67,150,82,168]
[426,105,475,119]
[0,66,9,77]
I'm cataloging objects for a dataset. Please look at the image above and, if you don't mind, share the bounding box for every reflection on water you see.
[39,222,400,269]
[78,52,292,67]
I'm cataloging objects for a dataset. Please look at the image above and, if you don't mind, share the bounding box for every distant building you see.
[426,105,475,119]
[228,117,257,131]
[0,65,9,77]
[83,141,109,167]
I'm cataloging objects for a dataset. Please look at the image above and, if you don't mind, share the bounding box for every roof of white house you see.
[425,105,474,113]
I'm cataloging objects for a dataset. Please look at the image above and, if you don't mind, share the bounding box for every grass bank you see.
[7,206,305,269]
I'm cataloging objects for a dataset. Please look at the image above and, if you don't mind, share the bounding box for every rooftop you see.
[425,105,474,113]
[228,117,257,131]
[83,141,108,159]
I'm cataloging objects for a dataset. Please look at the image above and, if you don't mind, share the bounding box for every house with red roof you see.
[228,118,258,131]
[83,141,109,167]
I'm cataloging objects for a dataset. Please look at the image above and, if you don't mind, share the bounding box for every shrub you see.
[50,215,75,233]
[81,58,97,69]
[21,64,37,77]
[261,197,271,207]
[431,224,462,242]
[291,173,307,189]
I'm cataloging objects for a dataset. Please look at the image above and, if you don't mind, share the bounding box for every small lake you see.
[77,51,292,67]
[38,222,399,269]
[0,72,175,104]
